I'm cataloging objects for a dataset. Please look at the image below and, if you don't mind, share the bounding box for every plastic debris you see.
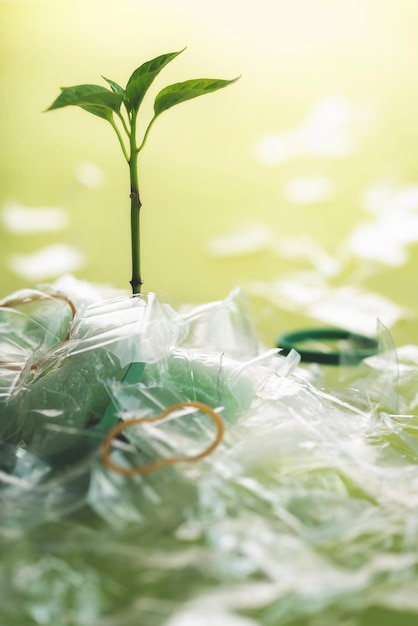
[1,279,418,625]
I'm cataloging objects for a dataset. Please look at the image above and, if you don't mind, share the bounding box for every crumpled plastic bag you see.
[1,280,418,626]
[0,284,260,518]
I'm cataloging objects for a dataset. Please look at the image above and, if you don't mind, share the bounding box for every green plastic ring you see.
[277,328,378,365]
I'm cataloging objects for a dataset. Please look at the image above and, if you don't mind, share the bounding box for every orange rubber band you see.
[101,401,225,476]
[1,291,76,342]
[0,291,77,372]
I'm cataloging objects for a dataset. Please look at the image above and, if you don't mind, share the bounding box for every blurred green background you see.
[2,0,418,347]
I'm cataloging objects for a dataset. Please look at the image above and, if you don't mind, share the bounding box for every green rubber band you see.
[277,328,378,365]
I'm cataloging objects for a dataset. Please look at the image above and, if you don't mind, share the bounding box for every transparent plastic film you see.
[0,287,75,392]
[1,282,418,625]
[1,289,189,474]
[0,287,76,445]
[101,401,225,476]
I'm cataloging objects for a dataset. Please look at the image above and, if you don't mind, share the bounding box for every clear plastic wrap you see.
[1,281,418,626]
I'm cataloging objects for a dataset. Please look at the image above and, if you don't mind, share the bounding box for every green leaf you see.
[125,49,185,112]
[102,76,125,96]
[47,84,123,116]
[153,76,240,117]
[79,104,113,121]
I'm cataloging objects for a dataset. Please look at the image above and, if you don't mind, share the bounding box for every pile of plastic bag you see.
[1,277,418,625]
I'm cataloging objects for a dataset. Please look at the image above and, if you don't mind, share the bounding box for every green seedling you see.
[47,49,239,294]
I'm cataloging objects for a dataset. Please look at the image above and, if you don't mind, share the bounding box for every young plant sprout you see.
[47,49,239,294]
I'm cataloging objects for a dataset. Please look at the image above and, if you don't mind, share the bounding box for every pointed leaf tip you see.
[102,76,125,96]
[153,75,240,117]
[125,49,186,112]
